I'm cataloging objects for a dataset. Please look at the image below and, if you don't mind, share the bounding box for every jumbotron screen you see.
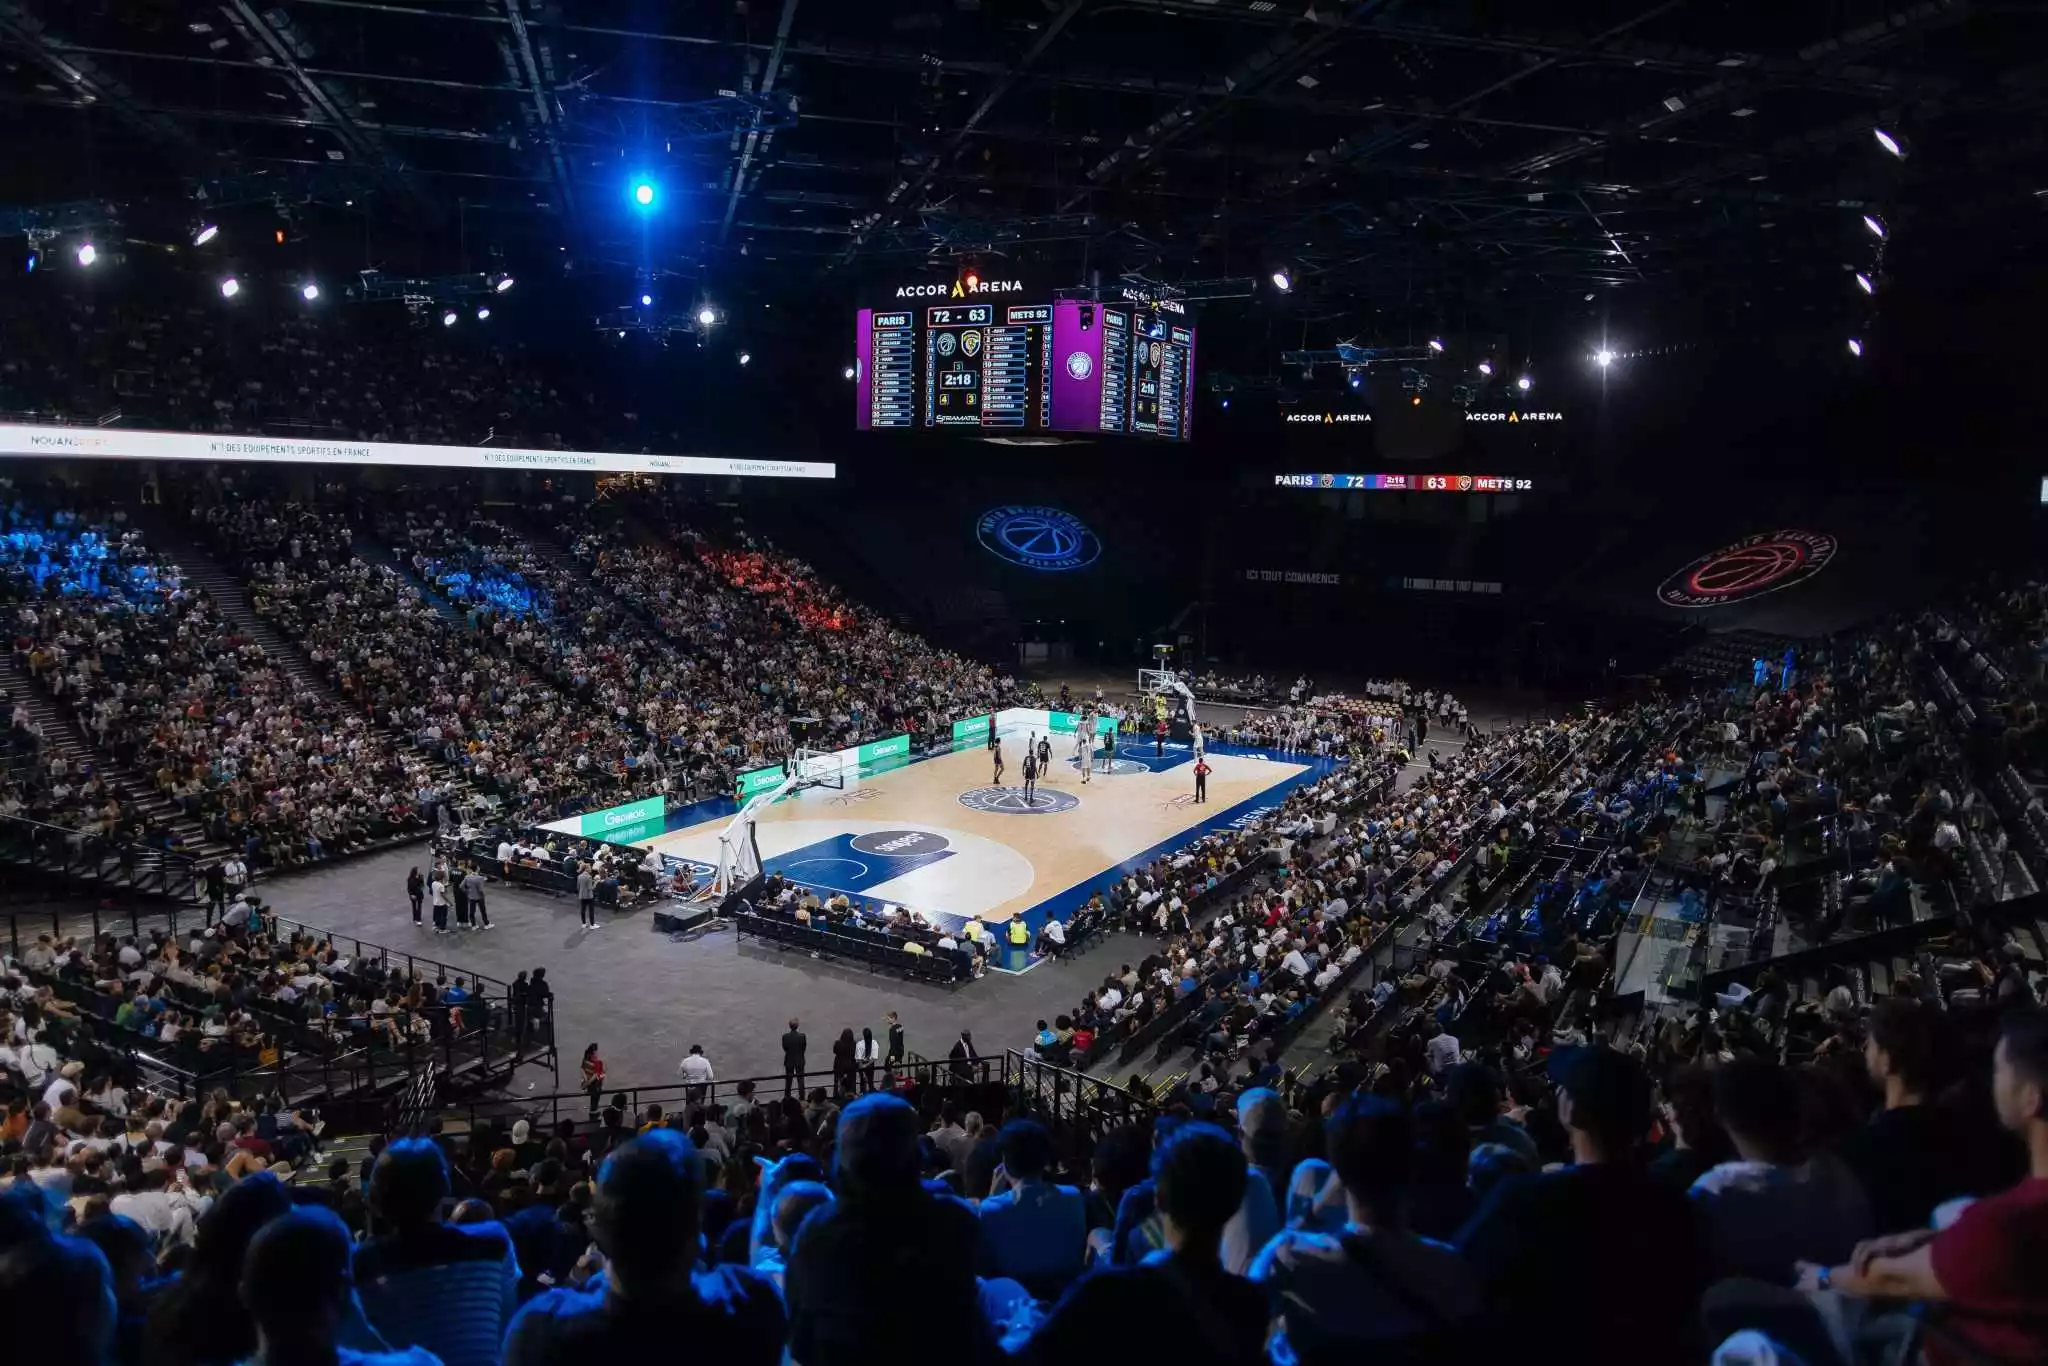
[855,283,1196,438]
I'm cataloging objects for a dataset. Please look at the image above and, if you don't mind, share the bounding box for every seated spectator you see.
[355,1139,519,1366]
[240,1207,438,1366]
[976,1118,1085,1299]
[1252,1096,1481,1362]
[1018,1121,1267,1366]
[785,1094,993,1366]
[147,1170,294,1366]
[1837,997,2007,1233]
[503,1130,784,1366]
[1457,1045,1705,1366]
[0,1221,117,1366]
[1712,1009,2048,1366]
[1690,1057,1874,1284]
[750,1180,833,1291]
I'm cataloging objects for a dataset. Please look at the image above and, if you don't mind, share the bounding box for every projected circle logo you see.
[1064,351,1094,380]
[977,505,1102,572]
[958,786,1080,815]
[1656,529,1838,608]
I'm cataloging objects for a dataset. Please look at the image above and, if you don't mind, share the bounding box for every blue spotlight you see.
[640,293,653,306]
[631,179,658,209]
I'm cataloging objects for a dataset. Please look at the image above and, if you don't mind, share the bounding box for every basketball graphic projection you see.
[1657,530,1838,608]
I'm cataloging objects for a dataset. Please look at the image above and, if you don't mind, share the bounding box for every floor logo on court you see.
[1067,756,1150,776]
[958,786,1079,815]
[1656,529,1837,609]
[850,829,952,856]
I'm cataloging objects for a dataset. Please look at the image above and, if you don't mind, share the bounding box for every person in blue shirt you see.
[975,1118,1086,1300]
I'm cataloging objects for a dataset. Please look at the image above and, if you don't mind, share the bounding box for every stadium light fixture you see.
[1854,272,1874,295]
[219,277,241,299]
[1861,213,1886,239]
[25,252,36,273]
[301,282,321,301]
[193,224,219,247]
[1427,337,1445,353]
[1220,398,1230,410]
[1593,349,1615,368]
[1847,338,1863,356]
[1873,128,1904,159]
[442,310,458,327]
[696,306,717,327]
[476,306,491,321]
[1347,370,1363,390]
[640,293,653,307]
[1516,374,1533,391]
[738,351,751,366]
[76,242,97,267]
[1477,360,1493,376]
[631,179,658,209]
[494,274,514,293]
[1269,268,1292,293]
[843,364,856,380]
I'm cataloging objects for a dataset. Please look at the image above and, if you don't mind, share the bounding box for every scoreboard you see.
[856,295,1196,438]
[1274,472,1535,492]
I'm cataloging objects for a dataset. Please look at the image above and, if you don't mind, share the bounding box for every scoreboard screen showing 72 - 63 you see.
[855,280,1196,439]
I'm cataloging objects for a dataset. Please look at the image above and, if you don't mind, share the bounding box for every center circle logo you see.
[976,505,1101,572]
[1064,350,1094,380]
[958,786,1080,815]
[1656,529,1837,608]
[849,829,951,857]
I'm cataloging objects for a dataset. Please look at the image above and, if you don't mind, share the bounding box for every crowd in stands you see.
[4,493,434,867]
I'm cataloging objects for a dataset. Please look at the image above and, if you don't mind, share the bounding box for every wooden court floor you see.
[639,736,1311,932]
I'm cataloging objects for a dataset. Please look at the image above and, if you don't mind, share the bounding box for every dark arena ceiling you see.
[3,0,2045,370]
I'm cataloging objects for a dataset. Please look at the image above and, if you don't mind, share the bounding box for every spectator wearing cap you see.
[1252,1097,1481,1362]
[1456,1045,1705,1366]
[1018,1122,1267,1366]
[239,1207,437,1366]
[354,1139,519,1366]
[784,1093,994,1366]
[1689,1058,1874,1284]
[502,1129,784,1366]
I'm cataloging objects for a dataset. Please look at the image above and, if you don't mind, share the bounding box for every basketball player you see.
[1193,755,1211,804]
[992,736,1005,785]
[1021,748,1038,802]
[1101,727,1117,773]
[1037,733,1052,776]
[1079,726,1093,784]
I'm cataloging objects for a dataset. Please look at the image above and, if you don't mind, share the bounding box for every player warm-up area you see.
[635,725,1328,972]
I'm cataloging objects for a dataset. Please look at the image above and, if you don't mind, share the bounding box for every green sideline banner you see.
[857,734,910,766]
[576,794,667,838]
[1046,710,1119,735]
[736,764,785,800]
[952,714,992,747]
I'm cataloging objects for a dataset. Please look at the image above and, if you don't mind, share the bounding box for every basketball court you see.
[595,719,1333,973]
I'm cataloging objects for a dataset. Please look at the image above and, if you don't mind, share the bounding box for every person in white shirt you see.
[110,1167,202,1247]
[1422,1024,1462,1076]
[1281,942,1312,980]
[222,857,248,891]
[677,1044,715,1100]
[1096,982,1123,1013]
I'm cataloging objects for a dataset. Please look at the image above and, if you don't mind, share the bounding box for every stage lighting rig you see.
[1269,267,1292,293]
[193,224,219,247]
[301,282,321,301]
[1873,128,1905,159]
[1516,375,1533,391]
[1847,338,1864,356]
[219,277,241,299]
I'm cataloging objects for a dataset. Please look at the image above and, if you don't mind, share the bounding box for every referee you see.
[1193,756,1211,803]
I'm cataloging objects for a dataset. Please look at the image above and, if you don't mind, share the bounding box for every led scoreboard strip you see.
[854,282,1194,437]
[1275,473,1535,492]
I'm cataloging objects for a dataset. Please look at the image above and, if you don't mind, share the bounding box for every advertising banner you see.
[735,764,785,801]
[951,714,992,747]
[0,423,834,481]
[856,734,911,766]
[575,795,667,839]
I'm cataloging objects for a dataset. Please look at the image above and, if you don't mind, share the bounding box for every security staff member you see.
[1007,918,1031,949]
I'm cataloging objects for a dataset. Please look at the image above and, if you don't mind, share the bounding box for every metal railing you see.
[0,812,202,903]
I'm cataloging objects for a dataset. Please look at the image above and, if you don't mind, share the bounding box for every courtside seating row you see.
[734,909,976,984]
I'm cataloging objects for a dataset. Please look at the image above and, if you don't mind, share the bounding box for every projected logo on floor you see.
[1068,756,1152,777]
[1656,529,1837,609]
[849,829,951,857]
[976,506,1101,572]
[958,786,1080,815]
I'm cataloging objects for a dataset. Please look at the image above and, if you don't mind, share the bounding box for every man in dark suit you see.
[948,1029,978,1083]
[885,1012,905,1069]
[782,1018,808,1097]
